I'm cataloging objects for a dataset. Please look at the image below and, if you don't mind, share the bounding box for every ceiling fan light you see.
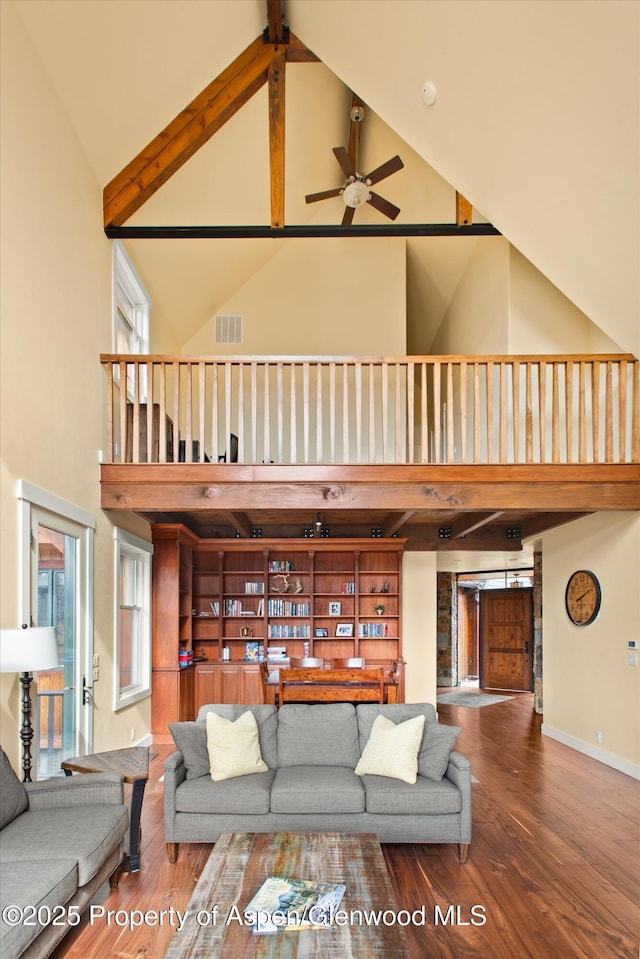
[343,180,370,208]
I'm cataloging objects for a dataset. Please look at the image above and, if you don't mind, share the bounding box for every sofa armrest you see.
[163,751,187,843]
[444,751,472,844]
[26,772,124,809]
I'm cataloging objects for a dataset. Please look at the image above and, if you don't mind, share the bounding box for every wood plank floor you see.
[52,691,639,959]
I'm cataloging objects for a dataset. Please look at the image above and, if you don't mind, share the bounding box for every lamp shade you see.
[0,626,60,673]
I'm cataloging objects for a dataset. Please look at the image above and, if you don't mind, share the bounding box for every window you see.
[113,241,151,399]
[114,528,152,709]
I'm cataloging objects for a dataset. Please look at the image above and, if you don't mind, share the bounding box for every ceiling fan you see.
[305,95,404,226]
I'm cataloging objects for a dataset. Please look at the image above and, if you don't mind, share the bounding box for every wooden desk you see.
[263,667,398,705]
[61,745,149,872]
[164,832,411,959]
[279,667,385,704]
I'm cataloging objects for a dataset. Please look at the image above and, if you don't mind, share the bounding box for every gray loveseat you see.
[0,748,129,959]
[165,702,471,863]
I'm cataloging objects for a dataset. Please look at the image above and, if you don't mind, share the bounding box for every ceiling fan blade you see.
[342,205,356,226]
[365,155,404,186]
[333,146,356,179]
[305,187,343,204]
[367,191,401,221]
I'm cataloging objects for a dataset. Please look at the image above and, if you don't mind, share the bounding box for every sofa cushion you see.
[168,721,210,780]
[0,748,28,830]
[361,773,463,815]
[0,859,78,958]
[196,704,278,768]
[419,722,462,781]
[174,770,275,814]
[355,714,425,784]
[0,804,128,885]
[206,710,268,782]
[270,766,365,814]
[277,704,360,767]
[356,704,460,781]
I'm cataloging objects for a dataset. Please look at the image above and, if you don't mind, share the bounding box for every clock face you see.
[565,570,601,626]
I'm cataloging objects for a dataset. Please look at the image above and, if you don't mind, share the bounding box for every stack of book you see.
[267,645,289,664]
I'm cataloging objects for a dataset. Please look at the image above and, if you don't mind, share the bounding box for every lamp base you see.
[19,671,34,782]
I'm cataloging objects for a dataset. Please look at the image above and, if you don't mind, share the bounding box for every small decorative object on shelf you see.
[244,641,260,660]
[375,603,385,615]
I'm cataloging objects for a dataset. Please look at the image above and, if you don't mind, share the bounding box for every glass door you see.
[31,510,91,778]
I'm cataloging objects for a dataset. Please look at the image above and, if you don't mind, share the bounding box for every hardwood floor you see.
[52,692,639,959]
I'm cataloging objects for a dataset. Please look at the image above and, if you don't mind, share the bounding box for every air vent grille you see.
[215,314,243,344]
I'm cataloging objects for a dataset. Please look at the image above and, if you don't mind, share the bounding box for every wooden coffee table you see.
[165,832,411,959]
[61,745,149,872]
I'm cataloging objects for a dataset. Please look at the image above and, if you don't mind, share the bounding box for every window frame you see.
[113,527,153,710]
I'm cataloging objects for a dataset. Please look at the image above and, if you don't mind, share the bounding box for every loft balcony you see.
[100,353,640,550]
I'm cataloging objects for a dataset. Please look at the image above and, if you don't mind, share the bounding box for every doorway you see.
[18,487,95,779]
[479,588,533,692]
[456,569,534,690]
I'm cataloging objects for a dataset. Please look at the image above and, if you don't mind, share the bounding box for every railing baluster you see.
[210,363,218,463]
[106,362,114,462]
[499,362,507,463]
[408,362,415,465]
[119,360,127,462]
[446,362,453,464]
[329,362,336,464]
[382,363,389,462]
[512,362,520,464]
[263,363,271,465]
[147,361,154,462]
[369,363,376,464]
[302,362,309,464]
[605,361,613,463]
[342,363,349,464]
[421,362,429,464]
[198,362,205,463]
[565,362,573,464]
[224,363,232,465]
[525,363,533,463]
[289,363,296,464]
[316,362,323,465]
[472,363,479,464]
[486,360,494,464]
[618,359,627,463]
[592,360,600,464]
[459,361,467,464]
[132,362,140,463]
[632,359,640,463]
[538,361,546,463]
[551,362,560,463]
[250,362,258,463]
[433,362,441,464]
[277,362,284,464]
[355,362,363,464]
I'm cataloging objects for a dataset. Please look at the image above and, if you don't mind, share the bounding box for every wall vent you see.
[215,314,243,344]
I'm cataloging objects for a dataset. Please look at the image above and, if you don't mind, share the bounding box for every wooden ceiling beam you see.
[268,51,286,228]
[104,36,282,228]
[265,0,286,43]
[382,511,416,537]
[451,511,504,538]
[226,511,252,538]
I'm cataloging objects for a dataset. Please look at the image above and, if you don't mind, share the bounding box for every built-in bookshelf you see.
[150,526,405,728]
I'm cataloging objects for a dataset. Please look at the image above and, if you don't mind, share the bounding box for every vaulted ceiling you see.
[13,0,639,356]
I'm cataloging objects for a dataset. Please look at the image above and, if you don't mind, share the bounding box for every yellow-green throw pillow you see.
[206,709,268,782]
[355,714,426,784]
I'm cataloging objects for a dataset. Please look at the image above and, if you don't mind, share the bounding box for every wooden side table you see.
[61,745,149,872]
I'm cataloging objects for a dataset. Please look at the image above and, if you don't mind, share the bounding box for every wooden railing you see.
[101,354,639,465]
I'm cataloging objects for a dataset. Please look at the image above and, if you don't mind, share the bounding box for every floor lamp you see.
[0,625,60,782]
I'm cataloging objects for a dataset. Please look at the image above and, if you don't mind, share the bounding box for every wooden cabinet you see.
[151,526,405,734]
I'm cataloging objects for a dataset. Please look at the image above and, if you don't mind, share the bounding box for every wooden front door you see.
[480,589,533,691]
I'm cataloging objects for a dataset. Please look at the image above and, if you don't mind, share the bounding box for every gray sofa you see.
[0,748,129,959]
[165,702,471,863]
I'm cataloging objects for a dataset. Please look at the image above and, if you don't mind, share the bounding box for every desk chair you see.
[289,657,324,669]
[331,657,365,668]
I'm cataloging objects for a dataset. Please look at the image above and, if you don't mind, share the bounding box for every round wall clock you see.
[565,570,601,626]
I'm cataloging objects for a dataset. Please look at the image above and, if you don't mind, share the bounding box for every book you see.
[244,875,346,934]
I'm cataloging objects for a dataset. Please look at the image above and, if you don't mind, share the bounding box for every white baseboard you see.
[135,733,153,748]
[541,724,640,780]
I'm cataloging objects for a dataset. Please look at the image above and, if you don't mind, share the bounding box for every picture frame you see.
[335,623,354,637]
[328,601,342,616]
[314,627,328,637]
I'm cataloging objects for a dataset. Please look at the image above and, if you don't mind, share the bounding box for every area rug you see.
[436,691,514,708]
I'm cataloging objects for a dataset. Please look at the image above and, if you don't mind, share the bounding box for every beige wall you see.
[0,4,153,770]
[430,237,510,354]
[402,552,437,706]
[183,237,407,356]
[508,249,623,355]
[541,513,640,775]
